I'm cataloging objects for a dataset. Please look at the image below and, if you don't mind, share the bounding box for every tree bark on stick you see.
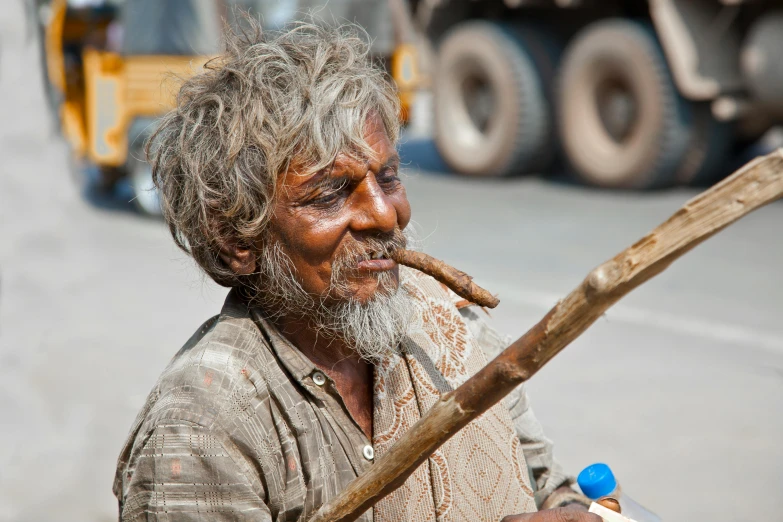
[309,150,783,522]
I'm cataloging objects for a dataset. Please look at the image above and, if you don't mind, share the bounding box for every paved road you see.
[1,4,781,521]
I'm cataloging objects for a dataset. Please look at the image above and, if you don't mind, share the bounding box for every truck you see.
[408,0,783,188]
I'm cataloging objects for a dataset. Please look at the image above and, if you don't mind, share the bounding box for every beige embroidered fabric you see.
[372,271,537,520]
[113,268,574,521]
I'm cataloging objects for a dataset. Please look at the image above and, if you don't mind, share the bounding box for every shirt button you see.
[362,445,374,461]
[312,371,326,386]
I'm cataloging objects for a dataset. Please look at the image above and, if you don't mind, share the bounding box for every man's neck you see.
[274,314,374,439]
[274,314,358,366]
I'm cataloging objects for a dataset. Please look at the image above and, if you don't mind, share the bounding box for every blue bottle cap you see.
[577,463,617,499]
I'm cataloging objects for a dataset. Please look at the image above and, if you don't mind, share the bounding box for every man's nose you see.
[350,175,398,233]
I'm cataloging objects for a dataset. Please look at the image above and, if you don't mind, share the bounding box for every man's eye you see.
[310,190,343,207]
[378,168,400,187]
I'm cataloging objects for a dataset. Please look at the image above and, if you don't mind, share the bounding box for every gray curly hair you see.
[148,18,401,288]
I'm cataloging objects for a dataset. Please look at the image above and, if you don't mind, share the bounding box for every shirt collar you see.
[248,309,320,385]
[219,289,318,384]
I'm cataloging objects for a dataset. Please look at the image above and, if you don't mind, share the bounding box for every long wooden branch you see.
[309,150,783,522]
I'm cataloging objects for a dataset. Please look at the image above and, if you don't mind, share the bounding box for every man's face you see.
[266,114,412,305]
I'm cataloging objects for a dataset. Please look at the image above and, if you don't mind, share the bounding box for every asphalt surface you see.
[1,4,781,521]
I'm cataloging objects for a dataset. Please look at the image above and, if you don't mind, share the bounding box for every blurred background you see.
[1,0,782,520]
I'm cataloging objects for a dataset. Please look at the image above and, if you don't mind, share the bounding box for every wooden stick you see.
[391,249,500,308]
[309,150,783,522]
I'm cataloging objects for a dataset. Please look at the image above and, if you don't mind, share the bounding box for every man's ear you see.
[218,240,257,276]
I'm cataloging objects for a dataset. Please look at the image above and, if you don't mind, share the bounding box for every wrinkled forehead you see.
[284,112,397,181]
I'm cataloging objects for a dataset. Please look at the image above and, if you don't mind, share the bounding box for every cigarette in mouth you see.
[391,250,500,309]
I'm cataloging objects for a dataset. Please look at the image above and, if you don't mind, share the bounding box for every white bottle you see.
[577,463,661,522]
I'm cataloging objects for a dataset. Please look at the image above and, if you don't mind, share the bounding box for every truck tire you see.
[742,12,783,109]
[434,22,552,177]
[675,104,733,186]
[557,20,692,189]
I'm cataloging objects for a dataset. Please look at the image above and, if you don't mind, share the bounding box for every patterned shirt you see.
[113,268,578,521]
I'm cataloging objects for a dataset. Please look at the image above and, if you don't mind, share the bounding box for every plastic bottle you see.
[577,463,661,522]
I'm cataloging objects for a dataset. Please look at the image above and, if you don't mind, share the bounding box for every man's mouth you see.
[356,251,397,272]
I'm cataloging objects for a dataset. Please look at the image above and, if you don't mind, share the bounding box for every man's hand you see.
[501,507,603,522]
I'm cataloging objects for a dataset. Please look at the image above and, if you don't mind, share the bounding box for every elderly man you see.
[113,21,601,522]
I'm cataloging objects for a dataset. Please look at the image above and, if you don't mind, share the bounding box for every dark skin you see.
[221,114,407,438]
[220,114,600,522]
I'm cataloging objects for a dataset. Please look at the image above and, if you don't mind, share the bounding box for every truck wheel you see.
[434,21,552,177]
[558,20,692,189]
[128,154,163,218]
[675,104,733,186]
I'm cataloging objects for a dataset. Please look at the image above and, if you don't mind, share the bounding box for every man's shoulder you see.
[148,298,274,424]
[115,294,278,479]
[175,291,267,361]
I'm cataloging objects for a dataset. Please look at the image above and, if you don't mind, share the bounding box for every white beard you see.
[252,230,418,361]
[313,279,415,361]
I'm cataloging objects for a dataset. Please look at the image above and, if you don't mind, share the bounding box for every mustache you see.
[333,228,408,271]
[250,227,413,319]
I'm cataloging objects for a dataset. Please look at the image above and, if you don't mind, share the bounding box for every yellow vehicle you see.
[40,0,421,216]
[40,0,223,215]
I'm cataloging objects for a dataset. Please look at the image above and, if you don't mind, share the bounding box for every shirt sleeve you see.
[118,421,271,522]
[458,305,586,509]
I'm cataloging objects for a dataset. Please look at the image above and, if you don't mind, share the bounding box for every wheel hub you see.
[596,78,638,143]
[461,73,496,134]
